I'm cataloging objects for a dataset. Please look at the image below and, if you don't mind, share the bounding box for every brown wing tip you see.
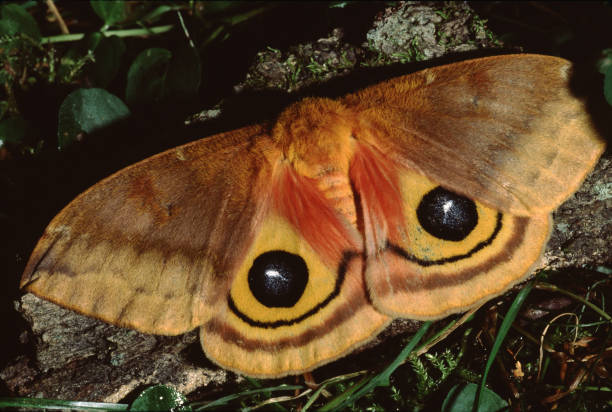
[21,248,47,288]
[531,136,606,216]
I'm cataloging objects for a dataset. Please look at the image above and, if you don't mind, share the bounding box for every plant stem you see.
[42,25,174,43]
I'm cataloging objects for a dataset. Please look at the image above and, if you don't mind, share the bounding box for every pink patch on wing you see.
[272,166,360,265]
[349,143,405,252]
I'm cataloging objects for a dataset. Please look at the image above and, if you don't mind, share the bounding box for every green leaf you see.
[442,383,508,412]
[0,116,27,147]
[139,4,184,24]
[0,3,41,41]
[125,48,172,106]
[125,44,201,106]
[604,64,612,107]
[88,35,126,87]
[57,33,125,86]
[90,0,127,28]
[165,44,202,99]
[129,385,191,412]
[58,88,130,149]
[596,48,612,74]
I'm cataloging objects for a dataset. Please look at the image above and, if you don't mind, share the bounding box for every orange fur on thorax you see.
[272,98,359,226]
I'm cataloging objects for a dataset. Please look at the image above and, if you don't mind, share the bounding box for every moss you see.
[239,3,502,94]
[363,2,502,65]
[239,27,361,93]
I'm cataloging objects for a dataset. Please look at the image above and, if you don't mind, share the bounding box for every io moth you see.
[21,54,605,377]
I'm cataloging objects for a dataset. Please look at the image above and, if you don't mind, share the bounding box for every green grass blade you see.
[316,375,370,412]
[0,397,128,411]
[301,372,365,412]
[318,321,432,411]
[473,281,535,412]
[191,384,302,411]
[536,281,611,321]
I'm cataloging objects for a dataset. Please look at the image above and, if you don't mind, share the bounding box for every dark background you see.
[0,1,610,406]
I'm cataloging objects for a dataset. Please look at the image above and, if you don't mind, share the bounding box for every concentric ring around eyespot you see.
[228,250,360,328]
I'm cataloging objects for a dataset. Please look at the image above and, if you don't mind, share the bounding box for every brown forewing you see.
[21,124,277,335]
[344,54,605,215]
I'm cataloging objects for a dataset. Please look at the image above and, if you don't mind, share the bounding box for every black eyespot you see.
[248,251,308,308]
[416,186,478,241]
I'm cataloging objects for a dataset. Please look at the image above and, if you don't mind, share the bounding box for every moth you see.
[21,54,605,377]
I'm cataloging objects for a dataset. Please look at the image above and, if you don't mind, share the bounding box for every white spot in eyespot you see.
[442,200,454,215]
[267,269,282,279]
